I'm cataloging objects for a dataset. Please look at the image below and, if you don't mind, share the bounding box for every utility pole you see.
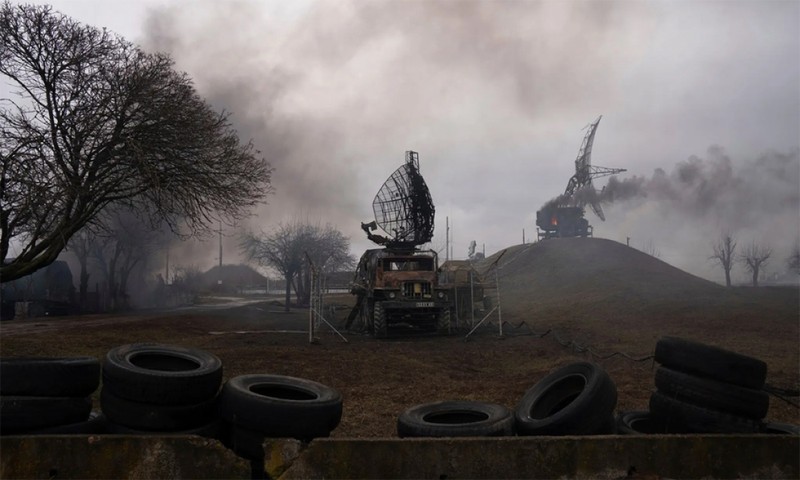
[218,221,223,268]
[446,216,450,262]
[450,220,454,260]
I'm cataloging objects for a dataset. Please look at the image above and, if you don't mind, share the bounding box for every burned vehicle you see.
[346,151,451,337]
[536,206,592,239]
[351,248,450,337]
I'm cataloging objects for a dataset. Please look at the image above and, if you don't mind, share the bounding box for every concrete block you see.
[0,435,250,479]
[279,435,799,479]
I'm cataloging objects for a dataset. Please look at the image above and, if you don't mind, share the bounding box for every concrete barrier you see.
[0,435,250,479]
[279,435,799,479]
[1,434,798,479]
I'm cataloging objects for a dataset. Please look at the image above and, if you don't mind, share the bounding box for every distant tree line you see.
[709,232,798,287]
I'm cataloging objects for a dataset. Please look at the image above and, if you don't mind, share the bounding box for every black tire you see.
[102,343,222,405]
[0,357,100,397]
[654,366,769,419]
[373,302,387,338]
[515,362,617,436]
[0,396,92,433]
[397,401,515,438]
[649,391,762,434]
[615,411,668,435]
[761,422,800,435]
[25,411,108,435]
[654,336,767,389]
[436,308,451,335]
[106,418,222,438]
[219,374,342,440]
[100,387,218,431]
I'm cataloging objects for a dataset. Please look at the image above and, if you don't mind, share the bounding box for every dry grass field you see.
[2,237,798,438]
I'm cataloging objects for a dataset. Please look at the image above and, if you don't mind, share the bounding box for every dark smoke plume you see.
[599,146,799,230]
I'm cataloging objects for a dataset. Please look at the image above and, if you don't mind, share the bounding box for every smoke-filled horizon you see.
[30,0,798,284]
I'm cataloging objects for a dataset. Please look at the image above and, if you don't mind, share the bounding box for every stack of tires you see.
[396,362,617,437]
[100,344,223,437]
[218,374,343,461]
[0,357,105,434]
[646,336,769,434]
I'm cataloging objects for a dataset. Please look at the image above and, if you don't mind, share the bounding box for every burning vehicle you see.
[536,206,592,239]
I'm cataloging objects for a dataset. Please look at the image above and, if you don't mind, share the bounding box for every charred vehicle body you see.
[536,206,592,239]
[351,247,450,337]
[346,151,451,337]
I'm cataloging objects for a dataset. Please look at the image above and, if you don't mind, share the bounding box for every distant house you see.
[1,260,76,320]
[201,264,270,294]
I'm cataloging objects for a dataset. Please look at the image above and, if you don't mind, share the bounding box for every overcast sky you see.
[13,0,800,284]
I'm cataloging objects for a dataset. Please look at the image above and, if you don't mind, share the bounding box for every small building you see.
[1,260,76,320]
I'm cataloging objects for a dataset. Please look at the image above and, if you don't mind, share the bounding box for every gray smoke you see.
[132,0,655,271]
[592,147,800,282]
[126,0,798,283]
[599,146,799,230]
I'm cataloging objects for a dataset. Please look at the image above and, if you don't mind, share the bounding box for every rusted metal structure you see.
[347,151,451,337]
[438,260,492,329]
[536,116,626,239]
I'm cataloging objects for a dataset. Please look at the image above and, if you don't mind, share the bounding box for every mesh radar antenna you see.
[362,150,435,249]
[562,115,626,220]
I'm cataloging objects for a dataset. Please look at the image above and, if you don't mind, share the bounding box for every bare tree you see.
[739,240,772,287]
[241,222,354,311]
[295,224,356,305]
[788,240,800,275]
[65,229,95,310]
[241,223,307,312]
[170,264,202,304]
[1,3,273,281]
[96,219,154,310]
[709,232,737,287]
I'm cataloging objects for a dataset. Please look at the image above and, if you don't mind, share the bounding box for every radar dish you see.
[562,115,625,221]
[369,151,435,248]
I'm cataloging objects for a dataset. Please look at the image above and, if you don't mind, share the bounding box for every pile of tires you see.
[396,361,617,438]
[645,336,771,434]
[614,336,799,435]
[100,343,223,437]
[218,374,343,460]
[0,357,105,434]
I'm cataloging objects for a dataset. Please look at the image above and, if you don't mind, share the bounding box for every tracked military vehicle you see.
[346,151,451,337]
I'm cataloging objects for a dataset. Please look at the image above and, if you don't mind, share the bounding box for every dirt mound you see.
[476,237,795,336]
[487,237,720,305]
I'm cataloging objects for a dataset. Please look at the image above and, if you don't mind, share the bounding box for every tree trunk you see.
[283,273,292,312]
[724,268,731,287]
[752,268,759,287]
[79,262,89,309]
